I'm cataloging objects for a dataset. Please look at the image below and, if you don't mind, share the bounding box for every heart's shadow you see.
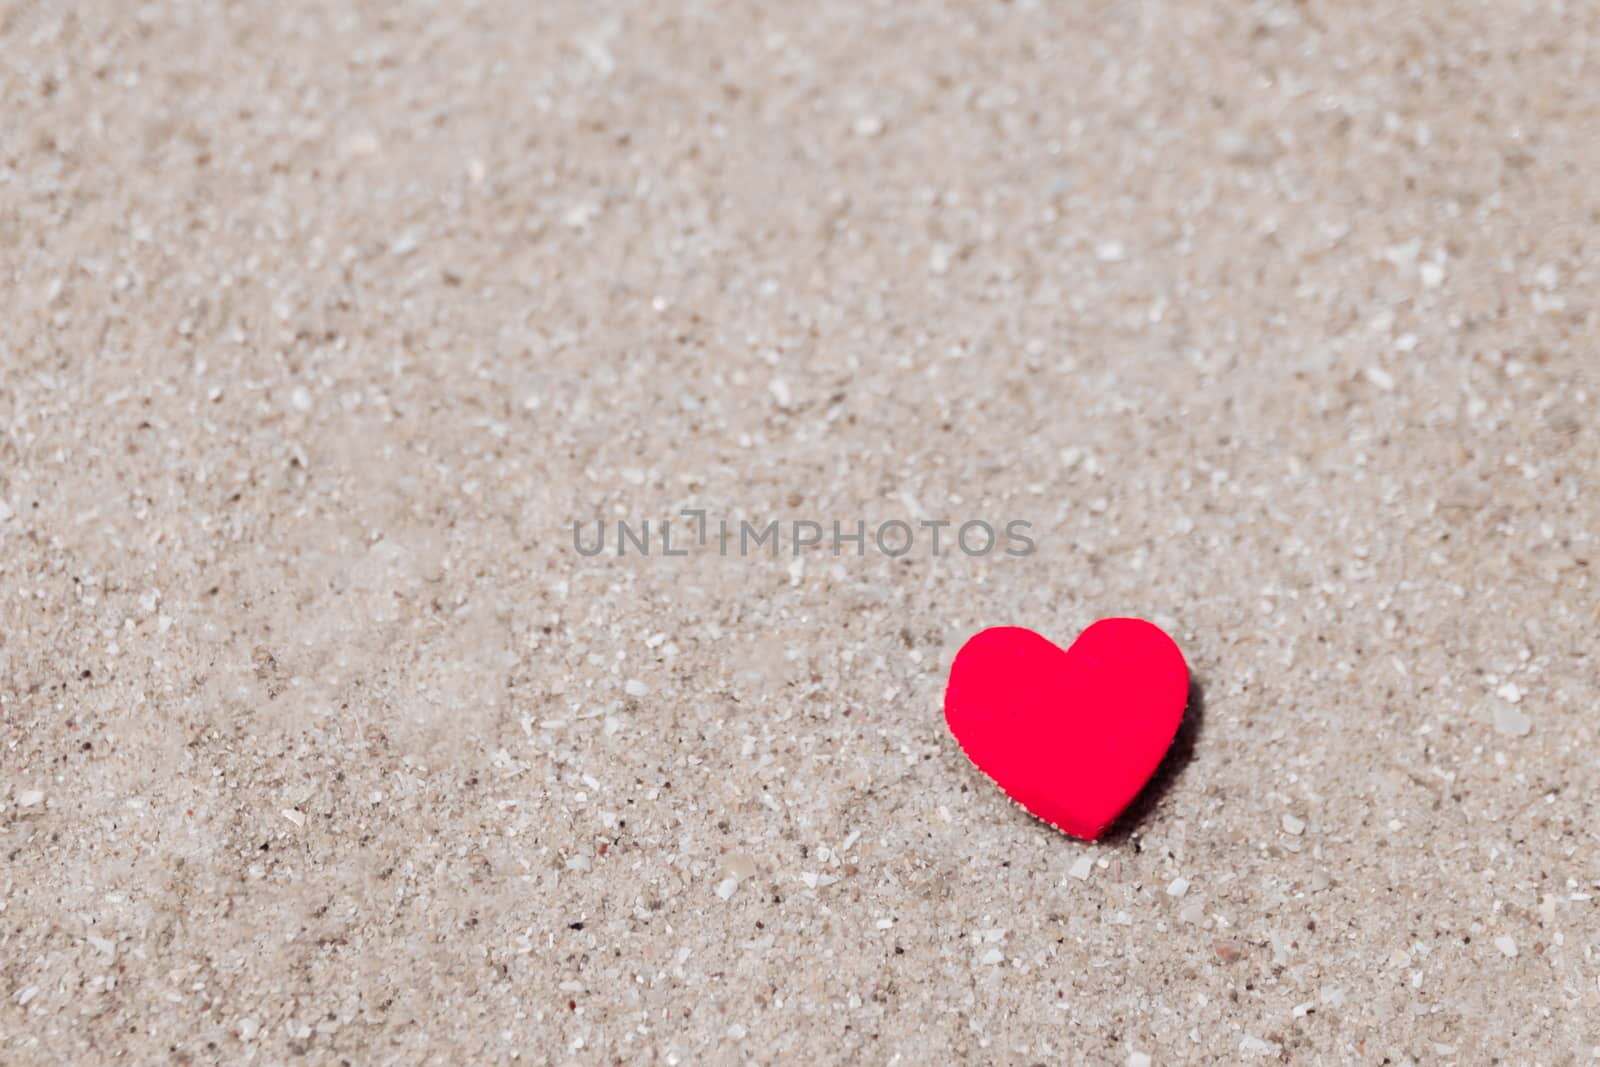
[1101,675,1205,845]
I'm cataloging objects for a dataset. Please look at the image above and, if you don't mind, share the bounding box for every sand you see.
[2,1,1598,1063]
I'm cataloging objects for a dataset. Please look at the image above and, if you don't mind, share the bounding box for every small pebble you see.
[717,852,758,882]
[17,790,44,808]
[1494,935,1518,958]
[1166,876,1190,898]
[624,679,649,697]
[768,377,793,409]
[1240,1034,1278,1057]
[1068,855,1094,881]
[1493,704,1532,738]
[852,114,884,138]
[1281,814,1306,835]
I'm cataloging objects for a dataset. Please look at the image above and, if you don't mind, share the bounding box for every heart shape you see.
[944,618,1189,840]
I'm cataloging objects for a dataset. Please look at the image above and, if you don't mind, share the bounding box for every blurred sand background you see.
[2,1,1598,1063]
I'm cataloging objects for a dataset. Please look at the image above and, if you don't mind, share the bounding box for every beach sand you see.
[3,2,1597,1062]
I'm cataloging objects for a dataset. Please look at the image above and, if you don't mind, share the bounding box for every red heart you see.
[944,619,1189,841]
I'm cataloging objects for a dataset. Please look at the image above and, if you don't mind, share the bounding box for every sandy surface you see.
[3,2,1599,1063]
